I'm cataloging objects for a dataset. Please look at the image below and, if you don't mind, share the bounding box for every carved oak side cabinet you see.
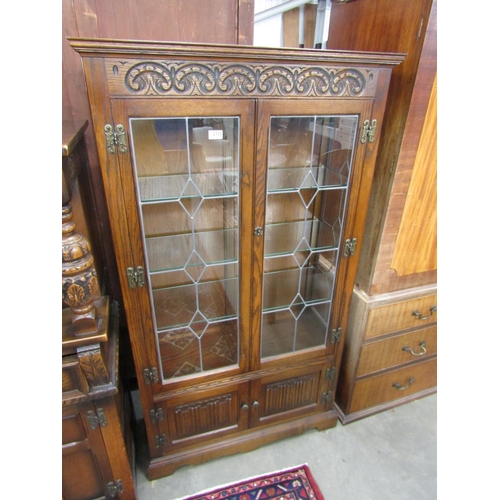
[70,38,403,479]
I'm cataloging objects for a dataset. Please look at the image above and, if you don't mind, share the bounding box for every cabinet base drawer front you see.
[62,358,89,399]
[366,293,437,340]
[62,408,87,445]
[62,447,106,500]
[357,325,437,377]
[349,358,436,413]
[335,388,436,425]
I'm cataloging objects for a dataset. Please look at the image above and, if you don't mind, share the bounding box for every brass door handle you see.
[402,341,426,356]
[393,377,414,391]
[412,305,436,320]
[241,403,249,411]
[252,400,260,408]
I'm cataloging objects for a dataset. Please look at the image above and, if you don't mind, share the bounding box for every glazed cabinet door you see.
[252,99,375,369]
[110,98,255,390]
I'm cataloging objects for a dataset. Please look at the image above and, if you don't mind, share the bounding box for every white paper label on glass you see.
[208,130,224,140]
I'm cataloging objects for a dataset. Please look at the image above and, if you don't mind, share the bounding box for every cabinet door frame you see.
[249,358,335,428]
[252,98,375,372]
[62,403,114,500]
[110,98,256,392]
[154,380,251,453]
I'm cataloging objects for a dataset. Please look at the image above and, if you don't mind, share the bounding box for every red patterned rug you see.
[181,464,325,499]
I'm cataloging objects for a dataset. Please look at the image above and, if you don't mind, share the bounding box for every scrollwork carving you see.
[126,62,172,94]
[123,61,367,97]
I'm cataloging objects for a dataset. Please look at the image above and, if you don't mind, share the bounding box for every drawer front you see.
[357,325,437,377]
[349,357,437,413]
[62,357,89,399]
[365,293,437,340]
[62,406,87,446]
[62,404,113,500]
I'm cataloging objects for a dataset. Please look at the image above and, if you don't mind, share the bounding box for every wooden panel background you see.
[62,0,254,384]
[327,0,436,295]
[390,75,437,276]
[283,4,317,48]
[62,0,254,305]
[368,0,437,294]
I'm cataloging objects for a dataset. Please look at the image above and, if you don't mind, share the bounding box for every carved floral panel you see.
[105,60,378,98]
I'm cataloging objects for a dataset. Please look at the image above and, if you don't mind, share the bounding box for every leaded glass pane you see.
[261,115,357,359]
[130,117,240,381]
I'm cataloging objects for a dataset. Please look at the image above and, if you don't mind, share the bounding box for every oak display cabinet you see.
[70,38,403,479]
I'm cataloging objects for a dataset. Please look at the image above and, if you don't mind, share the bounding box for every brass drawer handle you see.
[393,377,414,391]
[402,341,426,356]
[412,305,436,321]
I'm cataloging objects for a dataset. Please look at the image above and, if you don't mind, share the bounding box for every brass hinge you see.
[107,480,124,497]
[104,124,129,154]
[331,327,342,344]
[127,266,145,288]
[155,434,167,448]
[321,391,332,404]
[326,367,336,380]
[86,408,107,430]
[361,119,377,144]
[343,238,357,257]
[143,367,159,385]
[149,408,164,424]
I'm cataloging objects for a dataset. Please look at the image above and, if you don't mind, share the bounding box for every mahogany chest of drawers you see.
[335,285,437,423]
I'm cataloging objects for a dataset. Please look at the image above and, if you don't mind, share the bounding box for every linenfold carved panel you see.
[263,374,318,416]
[105,60,377,98]
[173,393,236,439]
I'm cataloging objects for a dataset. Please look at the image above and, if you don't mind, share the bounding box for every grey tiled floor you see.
[131,393,437,500]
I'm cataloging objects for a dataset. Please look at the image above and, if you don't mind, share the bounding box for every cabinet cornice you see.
[68,37,405,67]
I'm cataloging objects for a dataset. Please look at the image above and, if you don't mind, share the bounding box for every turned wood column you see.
[62,203,100,334]
[62,119,101,335]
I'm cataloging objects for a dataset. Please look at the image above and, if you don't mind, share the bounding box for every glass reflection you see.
[130,117,240,380]
[261,115,357,359]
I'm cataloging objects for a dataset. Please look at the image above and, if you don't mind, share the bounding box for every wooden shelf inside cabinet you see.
[70,37,403,479]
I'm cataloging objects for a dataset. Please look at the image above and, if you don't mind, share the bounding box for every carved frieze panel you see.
[105,60,378,98]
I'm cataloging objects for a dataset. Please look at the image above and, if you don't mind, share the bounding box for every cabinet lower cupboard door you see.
[71,38,403,478]
[62,404,113,500]
[155,382,251,452]
[251,360,336,428]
